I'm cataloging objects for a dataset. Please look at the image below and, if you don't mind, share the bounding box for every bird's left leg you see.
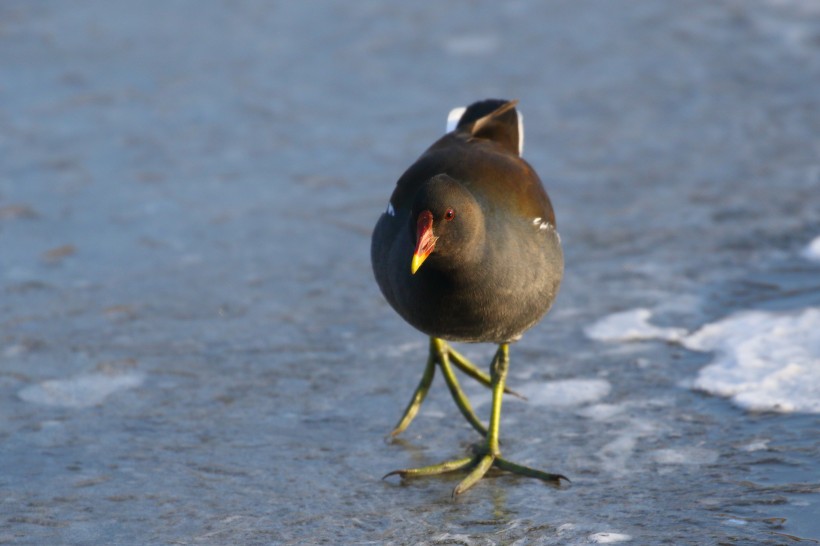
[454,343,568,496]
[446,343,525,399]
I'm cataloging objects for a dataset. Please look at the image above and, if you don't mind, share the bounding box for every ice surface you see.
[442,34,500,55]
[3,1,820,543]
[18,372,144,408]
[584,308,688,343]
[651,447,719,465]
[802,235,820,262]
[516,378,611,407]
[684,308,820,413]
[596,417,661,476]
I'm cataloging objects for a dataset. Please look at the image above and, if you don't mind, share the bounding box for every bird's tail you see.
[446,99,524,156]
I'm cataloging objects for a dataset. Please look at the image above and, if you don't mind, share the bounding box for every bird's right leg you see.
[437,339,487,436]
[389,337,487,437]
[389,347,436,437]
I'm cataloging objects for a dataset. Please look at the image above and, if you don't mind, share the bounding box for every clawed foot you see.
[387,340,568,496]
[383,445,568,496]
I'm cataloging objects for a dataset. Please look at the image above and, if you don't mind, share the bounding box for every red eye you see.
[444,208,455,221]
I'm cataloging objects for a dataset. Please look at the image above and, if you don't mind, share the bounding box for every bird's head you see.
[409,174,483,274]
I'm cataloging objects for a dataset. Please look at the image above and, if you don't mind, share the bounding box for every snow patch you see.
[801,235,820,262]
[589,532,632,543]
[577,403,625,421]
[517,378,611,407]
[586,307,820,414]
[19,372,144,408]
[741,439,770,452]
[684,308,820,413]
[584,308,688,343]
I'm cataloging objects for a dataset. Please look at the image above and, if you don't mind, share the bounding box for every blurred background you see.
[1,1,819,544]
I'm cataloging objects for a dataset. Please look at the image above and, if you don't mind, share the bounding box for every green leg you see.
[386,343,569,496]
[437,340,488,437]
[389,337,487,438]
[486,343,508,457]
[389,349,436,437]
[447,344,526,399]
[449,344,508,495]
[452,344,567,495]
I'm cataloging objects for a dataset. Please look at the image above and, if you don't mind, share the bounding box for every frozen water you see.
[651,447,720,465]
[802,235,820,262]
[576,403,625,421]
[2,1,820,544]
[18,372,144,408]
[596,416,662,476]
[442,34,500,56]
[584,309,688,343]
[685,308,820,413]
[517,378,611,407]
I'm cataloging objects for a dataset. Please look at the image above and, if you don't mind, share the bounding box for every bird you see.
[371,99,566,496]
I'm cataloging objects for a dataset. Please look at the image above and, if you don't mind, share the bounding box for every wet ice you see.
[18,372,144,408]
[3,0,820,543]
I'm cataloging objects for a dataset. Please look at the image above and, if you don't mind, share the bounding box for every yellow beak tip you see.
[410,254,426,275]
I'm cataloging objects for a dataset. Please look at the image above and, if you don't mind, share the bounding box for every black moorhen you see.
[371,99,565,496]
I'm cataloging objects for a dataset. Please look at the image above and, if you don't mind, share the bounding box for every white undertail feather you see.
[446,107,467,133]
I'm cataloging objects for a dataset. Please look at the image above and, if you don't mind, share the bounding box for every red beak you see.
[411,210,437,274]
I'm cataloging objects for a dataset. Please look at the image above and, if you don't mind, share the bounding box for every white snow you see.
[589,532,632,543]
[586,306,820,414]
[18,372,144,408]
[684,308,820,413]
[516,378,611,407]
[801,235,820,261]
[576,403,625,421]
[740,439,770,452]
[584,308,688,343]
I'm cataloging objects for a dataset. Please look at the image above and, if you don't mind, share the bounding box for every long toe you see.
[494,457,569,485]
